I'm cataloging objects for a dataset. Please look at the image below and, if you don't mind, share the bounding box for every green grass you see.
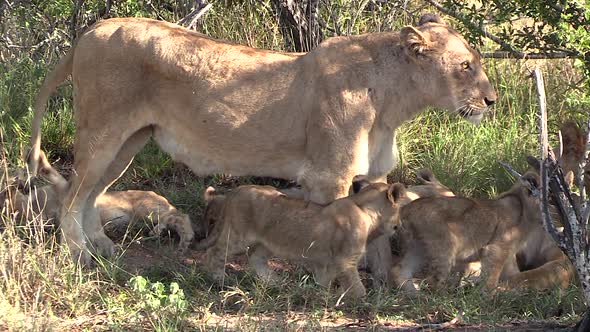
[1,0,589,330]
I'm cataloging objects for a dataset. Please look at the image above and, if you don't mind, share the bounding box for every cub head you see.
[351,168,454,207]
[404,168,455,204]
[505,171,542,224]
[400,13,496,124]
[352,182,406,236]
[556,121,587,187]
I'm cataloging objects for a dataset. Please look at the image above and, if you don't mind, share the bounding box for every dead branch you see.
[498,161,522,179]
[533,66,590,331]
[177,1,212,30]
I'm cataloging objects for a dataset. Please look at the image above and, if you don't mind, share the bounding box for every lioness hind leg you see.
[248,245,279,282]
[66,127,151,264]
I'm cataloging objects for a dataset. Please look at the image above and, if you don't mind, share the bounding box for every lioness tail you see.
[28,50,74,176]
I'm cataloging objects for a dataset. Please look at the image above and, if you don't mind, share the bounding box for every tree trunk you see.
[272,0,322,52]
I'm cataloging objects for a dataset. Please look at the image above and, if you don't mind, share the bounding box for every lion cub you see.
[4,151,195,252]
[197,182,406,299]
[391,172,541,294]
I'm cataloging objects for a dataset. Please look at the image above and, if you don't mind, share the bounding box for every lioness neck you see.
[310,32,429,128]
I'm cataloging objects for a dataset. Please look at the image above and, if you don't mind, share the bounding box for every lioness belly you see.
[153,126,305,178]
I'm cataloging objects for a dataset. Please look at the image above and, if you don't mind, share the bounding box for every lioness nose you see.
[484,97,495,106]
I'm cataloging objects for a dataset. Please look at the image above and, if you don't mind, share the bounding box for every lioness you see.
[4,152,195,253]
[391,172,542,294]
[27,14,496,264]
[196,183,406,299]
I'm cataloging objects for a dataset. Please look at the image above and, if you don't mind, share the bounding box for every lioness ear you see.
[204,186,216,203]
[526,155,541,172]
[400,26,428,57]
[418,13,445,26]
[387,183,406,204]
[416,168,436,184]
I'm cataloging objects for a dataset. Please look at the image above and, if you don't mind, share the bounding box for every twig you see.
[498,161,522,179]
[481,51,572,59]
[187,4,212,30]
[177,2,212,29]
[534,67,568,250]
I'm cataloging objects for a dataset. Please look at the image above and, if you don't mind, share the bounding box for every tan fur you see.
[556,121,587,187]
[498,140,586,290]
[503,227,574,290]
[198,186,225,240]
[352,168,455,282]
[95,191,195,253]
[4,152,195,253]
[400,168,455,206]
[197,183,406,299]
[391,173,542,294]
[27,15,495,264]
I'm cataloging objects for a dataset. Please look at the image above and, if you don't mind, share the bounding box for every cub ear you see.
[416,168,436,184]
[351,176,371,194]
[387,183,406,204]
[418,13,445,26]
[400,26,428,57]
[203,186,216,203]
[520,172,540,195]
[526,155,541,172]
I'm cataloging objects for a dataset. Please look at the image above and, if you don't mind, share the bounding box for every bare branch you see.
[177,1,212,29]
[498,161,522,179]
[187,4,212,30]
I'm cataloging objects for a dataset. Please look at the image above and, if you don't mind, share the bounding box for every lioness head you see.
[401,14,497,123]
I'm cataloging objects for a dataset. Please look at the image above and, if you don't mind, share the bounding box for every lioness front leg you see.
[299,169,352,205]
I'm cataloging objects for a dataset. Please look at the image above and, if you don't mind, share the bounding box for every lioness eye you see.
[461,61,470,70]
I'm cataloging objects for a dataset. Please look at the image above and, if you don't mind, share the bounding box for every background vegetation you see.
[1,0,589,330]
